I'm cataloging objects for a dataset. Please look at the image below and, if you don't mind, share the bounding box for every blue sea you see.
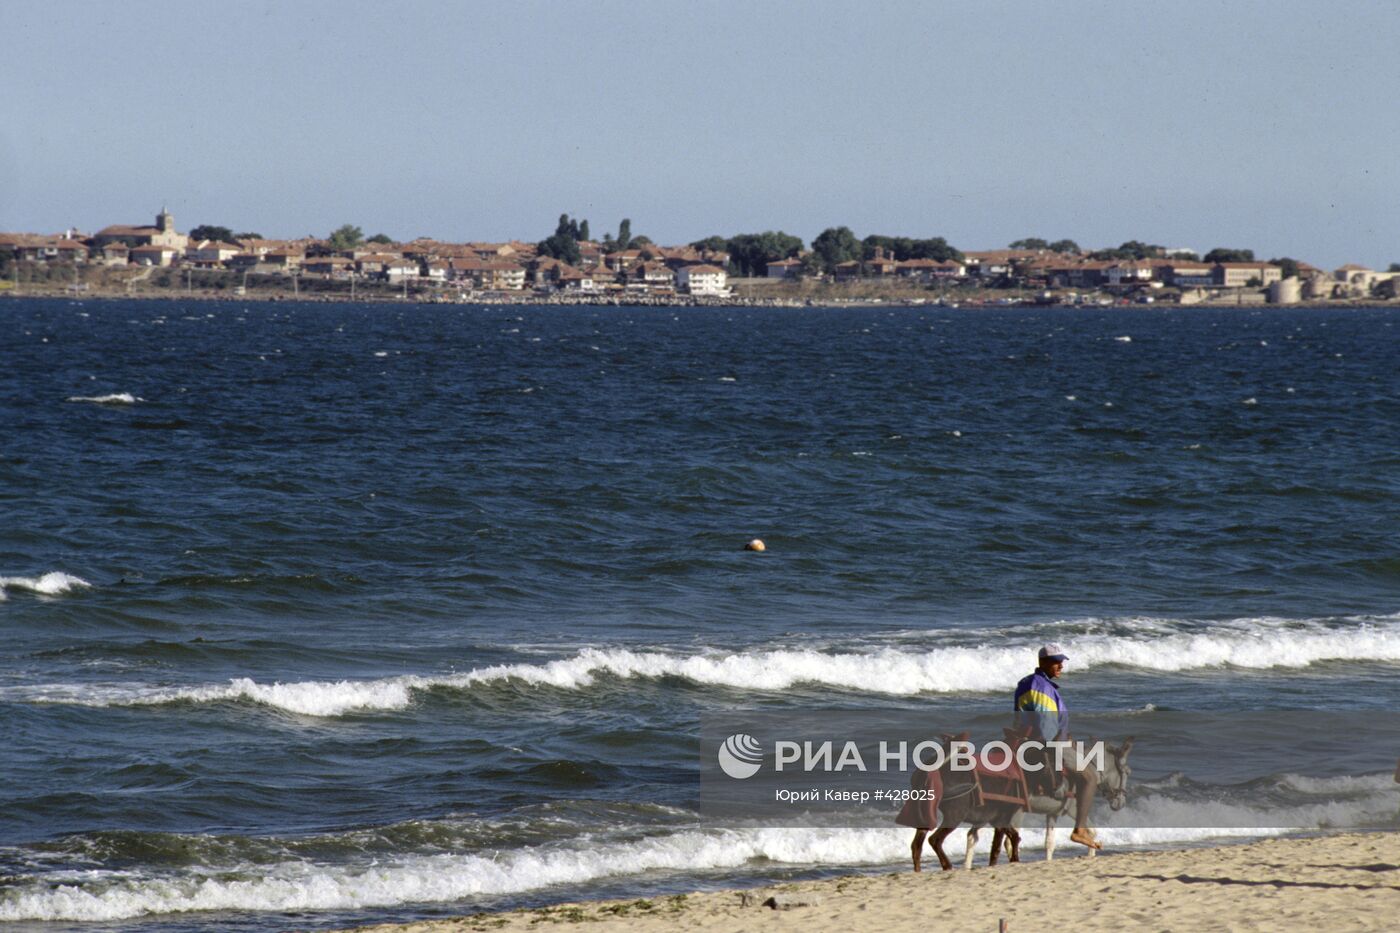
[3,298,1399,930]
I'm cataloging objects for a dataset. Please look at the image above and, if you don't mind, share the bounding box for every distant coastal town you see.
[3,208,1399,307]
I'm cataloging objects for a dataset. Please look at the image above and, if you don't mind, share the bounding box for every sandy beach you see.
[330,832,1400,933]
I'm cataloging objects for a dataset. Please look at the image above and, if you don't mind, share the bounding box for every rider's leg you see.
[1072,766,1096,830]
[1069,765,1102,849]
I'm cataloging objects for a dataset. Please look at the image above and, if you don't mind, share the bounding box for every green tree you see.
[1203,248,1255,263]
[1090,240,1163,261]
[690,236,728,252]
[233,231,262,240]
[367,233,394,245]
[328,224,365,250]
[578,220,590,242]
[538,214,585,264]
[863,235,912,259]
[1269,257,1300,279]
[1388,262,1400,273]
[190,224,234,243]
[811,226,863,272]
[909,237,961,262]
[539,234,580,265]
[1010,237,1079,253]
[617,218,632,251]
[861,234,960,262]
[1117,241,1159,259]
[1246,276,1262,287]
[724,231,804,277]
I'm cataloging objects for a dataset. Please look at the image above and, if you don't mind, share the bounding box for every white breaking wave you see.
[0,827,903,922]
[13,614,1400,716]
[65,393,143,404]
[0,819,1329,923]
[1101,775,1400,838]
[0,572,91,600]
[1275,772,1397,795]
[13,676,415,718]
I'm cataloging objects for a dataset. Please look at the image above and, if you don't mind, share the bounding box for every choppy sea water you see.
[2,298,1399,930]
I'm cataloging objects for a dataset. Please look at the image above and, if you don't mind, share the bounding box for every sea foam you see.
[13,614,1400,716]
[0,827,905,921]
[1101,773,1400,837]
[65,393,143,404]
[12,676,415,718]
[0,818,1326,923]
[0,572,91,599]
[0,801,1383,924]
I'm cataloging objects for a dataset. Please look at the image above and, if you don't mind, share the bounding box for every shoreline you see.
[325,831,1400,932]
[0,288,813,308]
[5,288,1400,310]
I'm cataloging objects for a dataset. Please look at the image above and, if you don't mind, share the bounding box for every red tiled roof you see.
[452,258,523,272]
[963,250,1041,262]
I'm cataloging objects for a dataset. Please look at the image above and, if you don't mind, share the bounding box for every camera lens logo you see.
[717,733,763,779]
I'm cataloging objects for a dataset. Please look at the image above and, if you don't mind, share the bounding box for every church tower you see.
[151,205,187,251]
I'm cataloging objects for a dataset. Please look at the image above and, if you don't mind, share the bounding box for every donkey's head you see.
[1099,737,1134,811]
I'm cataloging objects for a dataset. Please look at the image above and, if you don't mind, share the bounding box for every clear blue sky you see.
[2,0,1397,268]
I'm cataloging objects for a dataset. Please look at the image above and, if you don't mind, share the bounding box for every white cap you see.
[1039,643,1068,662]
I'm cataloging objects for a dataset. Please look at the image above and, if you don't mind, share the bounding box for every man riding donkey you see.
[1015,643,1101,851]
[898,642,1104,869]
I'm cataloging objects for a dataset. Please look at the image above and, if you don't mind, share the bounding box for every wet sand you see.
[330,831,1400,933]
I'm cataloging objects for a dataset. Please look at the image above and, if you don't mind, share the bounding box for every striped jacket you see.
[1014,670,1070,741]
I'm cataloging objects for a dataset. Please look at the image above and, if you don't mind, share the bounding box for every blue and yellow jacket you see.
[1014,670,1069,741]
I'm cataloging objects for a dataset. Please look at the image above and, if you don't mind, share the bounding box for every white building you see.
[677,263,729,296]
[385,259,420,282]
[130,244,178,266]
[93,207,188,252]
[1215,263,1282,288]
[186,240,244,265]
[1104,261,1154,286]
